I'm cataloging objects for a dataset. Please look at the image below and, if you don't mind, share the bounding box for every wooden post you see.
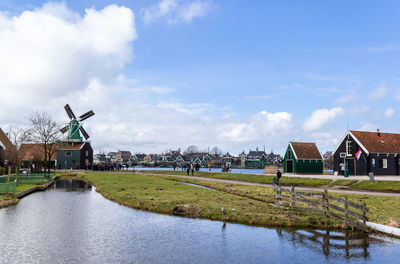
[344,196,349,230]
[290,186,295,208]
[363,202,367,231]
[7,165,11,183]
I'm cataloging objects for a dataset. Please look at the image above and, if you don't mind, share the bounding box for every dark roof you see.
[248,150,267,157]
[290,142,322,160]
[119,151,131,155]
[351,130,400,153]
[134,154,146,160]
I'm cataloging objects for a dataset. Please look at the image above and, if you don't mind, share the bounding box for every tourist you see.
[274,169,282,185]
[186,164,190,176]
[191,163,194,176]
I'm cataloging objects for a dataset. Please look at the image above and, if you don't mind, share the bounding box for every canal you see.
[1,180,400,264]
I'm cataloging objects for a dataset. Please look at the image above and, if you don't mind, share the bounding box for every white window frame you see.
[346,141,352,156]
[383,159,388,169]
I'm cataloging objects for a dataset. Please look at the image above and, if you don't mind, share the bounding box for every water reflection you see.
[54,179,91,192]
[275,228,375,259]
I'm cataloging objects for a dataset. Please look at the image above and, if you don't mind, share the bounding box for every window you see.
[287,150,291,159]
[346,141,352,156]
[378,159,388,169]
[86,151,89,157]
[65,151,72,157]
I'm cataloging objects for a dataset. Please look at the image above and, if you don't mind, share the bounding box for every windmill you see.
[60,104,95,142]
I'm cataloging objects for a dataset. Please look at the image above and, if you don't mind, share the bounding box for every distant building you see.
[323,151,333,159]
[56,142,93,169]
[283,142,323,173]
[333,130,400,175]
[19,143,57,172]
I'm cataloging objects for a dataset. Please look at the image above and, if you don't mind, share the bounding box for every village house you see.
[283,142,323,173]
[19,143,57,172]
[56,142,93,169]
[333,130,400,175]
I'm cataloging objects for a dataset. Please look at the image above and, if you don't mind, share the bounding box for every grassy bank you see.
[138,170,400,192]
[79,171,342,229]
[160,176,400,228]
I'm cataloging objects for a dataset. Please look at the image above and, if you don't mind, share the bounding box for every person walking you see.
[190,163,194,176]
[274,169,282,185]
[186,164,190,176]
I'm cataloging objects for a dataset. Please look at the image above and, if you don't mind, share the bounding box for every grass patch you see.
[351,181,400,192]
[331,180,358,187]
[138,170,332,187]
[79,171,339,229]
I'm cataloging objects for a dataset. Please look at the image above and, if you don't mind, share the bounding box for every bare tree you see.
[210,146,222,155]
[184,145,200,154]
[6,126,29,179]
[27,111,61,173]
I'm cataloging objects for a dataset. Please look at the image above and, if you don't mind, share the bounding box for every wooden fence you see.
[274,185,369,231]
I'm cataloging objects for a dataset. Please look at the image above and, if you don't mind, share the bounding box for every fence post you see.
[344,196,349,230]
[363,202,367,231]
[290,186,295,208]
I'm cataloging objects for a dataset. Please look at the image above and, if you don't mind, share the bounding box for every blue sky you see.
[0,0,399,155]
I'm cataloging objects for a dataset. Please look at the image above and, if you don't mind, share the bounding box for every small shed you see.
[284,142,323,173]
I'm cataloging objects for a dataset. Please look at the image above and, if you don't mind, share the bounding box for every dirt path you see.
[137,172,400,197]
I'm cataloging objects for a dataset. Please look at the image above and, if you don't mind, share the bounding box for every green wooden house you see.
[284,142,323,173]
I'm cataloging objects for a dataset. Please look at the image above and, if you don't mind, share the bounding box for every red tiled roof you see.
[351,130,400,153]
[19,144,56,161]
[0,128,15,151]
[58,142,85,150]
[290,142,322,160]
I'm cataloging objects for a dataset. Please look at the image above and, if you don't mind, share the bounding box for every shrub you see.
[0,167,5,175]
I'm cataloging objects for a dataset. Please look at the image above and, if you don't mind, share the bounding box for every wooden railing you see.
[274,185,369,231]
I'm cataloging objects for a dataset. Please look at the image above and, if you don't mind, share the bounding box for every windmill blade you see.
[79,110,95,121]
[64,104,76,120]
[60,126,69,134]
[80,126,90,140]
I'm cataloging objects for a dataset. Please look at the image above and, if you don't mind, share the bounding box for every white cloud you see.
[367,84,387,100]
[219,111,293,143]
[384,107,395,118]
[141,0,212,24]
[0,2,137,117]
[303,107,345,132]
[334,89,357,105]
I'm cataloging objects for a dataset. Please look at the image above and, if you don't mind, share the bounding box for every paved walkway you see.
[137,172,400,197]
[282,173,400,181]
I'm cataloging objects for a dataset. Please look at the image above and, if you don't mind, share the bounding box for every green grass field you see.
[79,172,339,229]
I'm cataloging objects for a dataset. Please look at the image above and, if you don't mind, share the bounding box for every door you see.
[286,160,293,173]
[345,158,355,175]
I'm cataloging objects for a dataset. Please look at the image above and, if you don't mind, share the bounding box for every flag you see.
[355,149,362,160]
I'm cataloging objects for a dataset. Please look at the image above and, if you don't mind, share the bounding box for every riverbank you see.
[78,171,344,229]
[0,176,59,208]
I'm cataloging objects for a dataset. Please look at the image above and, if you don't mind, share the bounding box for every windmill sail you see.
[79,110,95,121]
[60,126,69,134]
[64,104,76,120]
[80,126,90,140]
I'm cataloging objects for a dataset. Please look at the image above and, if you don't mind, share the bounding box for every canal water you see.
[1,180,400,264]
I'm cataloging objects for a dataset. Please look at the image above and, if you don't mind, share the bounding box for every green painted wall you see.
[57,150,81,169]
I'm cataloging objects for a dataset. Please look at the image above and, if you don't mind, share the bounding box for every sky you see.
[0,0,399,155]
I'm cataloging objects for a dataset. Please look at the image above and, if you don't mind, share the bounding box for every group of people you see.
[182,163,200,175]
